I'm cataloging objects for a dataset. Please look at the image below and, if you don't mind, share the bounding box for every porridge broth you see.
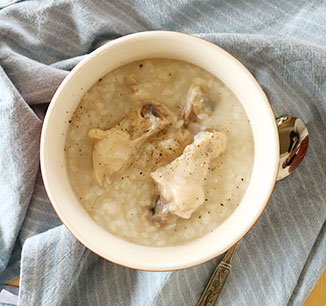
[65,59,254,247]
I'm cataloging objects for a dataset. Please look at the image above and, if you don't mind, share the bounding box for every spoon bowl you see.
[277,116,309,180]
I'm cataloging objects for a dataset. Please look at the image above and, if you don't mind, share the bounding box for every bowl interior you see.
[41,31,279,271]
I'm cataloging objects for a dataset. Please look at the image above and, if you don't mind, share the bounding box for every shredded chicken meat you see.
[89,103,175,186]
[183,78,216,124]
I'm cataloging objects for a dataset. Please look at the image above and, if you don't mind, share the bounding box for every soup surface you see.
[65,59,254,246]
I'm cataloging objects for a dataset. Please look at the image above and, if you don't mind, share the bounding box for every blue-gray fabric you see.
[0,0,325,305]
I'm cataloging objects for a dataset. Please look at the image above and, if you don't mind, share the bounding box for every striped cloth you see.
[0,0,325,305]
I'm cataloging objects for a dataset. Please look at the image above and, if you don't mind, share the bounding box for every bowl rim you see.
[40,30,280,271]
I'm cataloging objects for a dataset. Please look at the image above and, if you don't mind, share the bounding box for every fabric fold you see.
[0,65,41,275]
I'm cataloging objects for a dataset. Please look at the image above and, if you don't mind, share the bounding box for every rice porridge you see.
[65,59,254,247]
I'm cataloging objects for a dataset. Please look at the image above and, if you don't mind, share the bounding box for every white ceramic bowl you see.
[41,31,279,271]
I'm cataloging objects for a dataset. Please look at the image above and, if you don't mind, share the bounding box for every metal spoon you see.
[197,116,309,306]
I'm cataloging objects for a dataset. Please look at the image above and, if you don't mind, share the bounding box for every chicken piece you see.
[89,103,175,186]
[183,78,216,124]
[151,130,227,219]
[146,128,193,227]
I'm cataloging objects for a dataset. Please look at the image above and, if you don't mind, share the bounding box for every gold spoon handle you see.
[197,241,241,306]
